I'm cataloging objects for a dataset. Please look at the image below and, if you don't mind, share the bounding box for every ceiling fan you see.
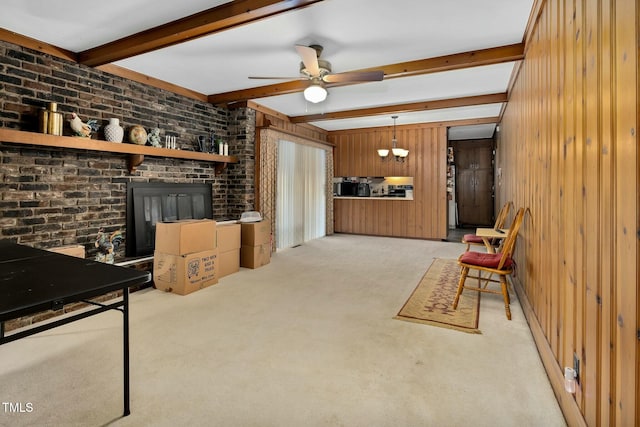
[249,44,385,103]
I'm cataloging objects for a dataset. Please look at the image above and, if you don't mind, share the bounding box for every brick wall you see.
[228,107,256,214]
[0,40,255,259]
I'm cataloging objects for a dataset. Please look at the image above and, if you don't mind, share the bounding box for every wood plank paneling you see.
[574,0,586,411]
[583,0,600,424]
[598,2,614,424]
[331,124,447,240]
[612,0,638,425]
[497,0,638,425]
[548,0,561,358]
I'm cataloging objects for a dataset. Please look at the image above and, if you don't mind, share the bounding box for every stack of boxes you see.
[151,218,271,294]
[240,221,271,269]
[216,222,241,278]
[153,219,218,295]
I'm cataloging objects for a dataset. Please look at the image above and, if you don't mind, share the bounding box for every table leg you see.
[123,288,130,416]
[481,237,495,253]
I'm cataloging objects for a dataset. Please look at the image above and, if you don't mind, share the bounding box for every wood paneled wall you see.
[330,125,448,240]
[497,0,638,425]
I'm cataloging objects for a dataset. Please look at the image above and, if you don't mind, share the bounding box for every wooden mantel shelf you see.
[0,128,239,174]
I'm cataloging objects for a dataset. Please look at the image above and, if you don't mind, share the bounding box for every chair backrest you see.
[496,207,525,269]
[493,201,512,229]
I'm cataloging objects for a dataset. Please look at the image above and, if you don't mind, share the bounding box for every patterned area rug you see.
[395,258,481,334]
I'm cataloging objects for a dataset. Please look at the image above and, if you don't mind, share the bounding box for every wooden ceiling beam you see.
[288,92,507,123]
[209,80,310,105]
[0,28,77,62]
[78,0,325,67]
[97,64,209,102]
[363,43,524,79]
[437,116,501,128]
[327,116,500,135]
[208,43,523,105]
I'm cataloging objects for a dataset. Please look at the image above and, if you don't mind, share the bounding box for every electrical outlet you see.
[573,353,580,385]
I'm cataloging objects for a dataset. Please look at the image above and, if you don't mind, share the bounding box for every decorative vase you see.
[39,102,64,136]
[104,118,124,142]
[128,125,147,145]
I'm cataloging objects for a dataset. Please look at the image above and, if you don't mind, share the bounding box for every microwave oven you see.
[335,182,358,196]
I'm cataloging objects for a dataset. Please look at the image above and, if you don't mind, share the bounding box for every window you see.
[276,140,326,249]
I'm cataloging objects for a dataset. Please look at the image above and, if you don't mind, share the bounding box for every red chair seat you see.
[462,234,483,243]
[459,251,513,269]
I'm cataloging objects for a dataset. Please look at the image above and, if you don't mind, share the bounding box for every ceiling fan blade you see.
[323,70,385,83]
[248,76,305,80]
[295,45,320,77]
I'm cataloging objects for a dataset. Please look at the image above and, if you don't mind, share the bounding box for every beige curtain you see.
[259,129,334,252]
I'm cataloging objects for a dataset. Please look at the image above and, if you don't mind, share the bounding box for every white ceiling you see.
[0,0,534,137]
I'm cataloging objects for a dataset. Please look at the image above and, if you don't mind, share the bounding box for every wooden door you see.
[453,139,494,226]
[456,169,477,222]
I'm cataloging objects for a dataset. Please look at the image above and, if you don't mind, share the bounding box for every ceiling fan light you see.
[304,84,327,103]
[377,149,389,157]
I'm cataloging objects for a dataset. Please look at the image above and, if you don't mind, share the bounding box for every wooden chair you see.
[461,201,512,252]
[452,207,525,320]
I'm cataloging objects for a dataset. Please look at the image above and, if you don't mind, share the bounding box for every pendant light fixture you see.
[378,115,409,162]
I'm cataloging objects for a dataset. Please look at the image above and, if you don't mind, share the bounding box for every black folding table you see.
[0,240,151,417]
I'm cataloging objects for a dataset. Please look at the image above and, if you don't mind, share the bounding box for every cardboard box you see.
[240,221,271,246]
[219,249,240,278]
[240,243,271,269]
[155,219,216,255]
[48,244,85,258]
[217,223,241,252]
[153,249,218,295]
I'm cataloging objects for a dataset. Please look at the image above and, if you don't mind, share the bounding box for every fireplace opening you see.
[126,182,213,257]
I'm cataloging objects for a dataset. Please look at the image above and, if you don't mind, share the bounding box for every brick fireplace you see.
[0,39,256,260]
[0,39,260,330]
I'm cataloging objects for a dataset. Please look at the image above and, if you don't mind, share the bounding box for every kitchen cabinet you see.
[333,196,443,239]
[330,124,448,240]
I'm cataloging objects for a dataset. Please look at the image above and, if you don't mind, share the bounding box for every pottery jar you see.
[104,118,124,143]
[128,125,147,145]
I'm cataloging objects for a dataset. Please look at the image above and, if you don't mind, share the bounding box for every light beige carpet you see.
[0,234,566,427]
[395,258,480,333]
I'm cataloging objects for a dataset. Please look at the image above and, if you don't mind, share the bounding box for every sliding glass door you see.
[276,140,326,250]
